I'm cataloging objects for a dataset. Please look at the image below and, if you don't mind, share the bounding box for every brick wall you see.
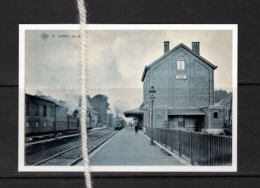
[143,46,214,128]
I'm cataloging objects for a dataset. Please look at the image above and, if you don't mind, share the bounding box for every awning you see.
[124,108,143,118]
[168,109,205,116]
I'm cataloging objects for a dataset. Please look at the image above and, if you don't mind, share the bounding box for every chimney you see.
[192,42,200,55]
[164,41,170,54]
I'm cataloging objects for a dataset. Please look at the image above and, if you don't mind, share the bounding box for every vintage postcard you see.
[19,24,237,172]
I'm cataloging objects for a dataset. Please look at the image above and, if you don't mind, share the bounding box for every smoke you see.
[113,106,120,116]
[64,94,80,114]
[112,100,130,119]
[27,89,80,115]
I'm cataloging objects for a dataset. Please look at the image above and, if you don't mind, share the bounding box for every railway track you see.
[68,131,117,166]
[31,130,118,166]
[26,128,108,148]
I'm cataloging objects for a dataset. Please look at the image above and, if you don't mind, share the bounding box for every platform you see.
[88,127,187,166]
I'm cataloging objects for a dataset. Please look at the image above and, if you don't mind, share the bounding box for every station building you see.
[125,42,226,133]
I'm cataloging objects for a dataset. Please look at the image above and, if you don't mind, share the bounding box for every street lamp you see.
[149,86,156,145]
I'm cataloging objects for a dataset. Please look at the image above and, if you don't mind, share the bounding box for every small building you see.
[77,95,99,128]
[200,105,225,134]
[125,42,229,133]
[215,96,232,130]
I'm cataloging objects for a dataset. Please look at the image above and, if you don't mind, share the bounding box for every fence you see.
[146,127,232,166]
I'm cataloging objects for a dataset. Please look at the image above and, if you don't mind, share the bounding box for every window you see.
[158,112,162,119]
[35,104,39,116]
[50,106,54,117]
[178,116,185,127]
[213,112,218,119]
[43,105,47,117]
[177,60,185,70]
[26,102,30,116]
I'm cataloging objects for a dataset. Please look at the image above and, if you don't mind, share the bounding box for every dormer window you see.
[177,60,185,70]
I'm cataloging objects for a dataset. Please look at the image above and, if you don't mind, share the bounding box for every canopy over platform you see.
[168,109,205,116]
[124,108,143,118]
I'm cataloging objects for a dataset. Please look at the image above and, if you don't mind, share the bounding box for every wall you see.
[210,109,224,129]
[201,106,225,133]
[86,111,98,128]
[168,115,204,131]
[149,47,214,109]
[143,46,214,129]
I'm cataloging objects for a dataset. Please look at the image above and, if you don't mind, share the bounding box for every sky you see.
[25,29,233,117]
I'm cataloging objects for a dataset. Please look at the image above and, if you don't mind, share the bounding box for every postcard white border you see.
[19,24,238,172]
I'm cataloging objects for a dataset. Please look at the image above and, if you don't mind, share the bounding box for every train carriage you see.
[55,105,69,132]
[68,110,79,131]
[25,94,80,140]
[25,94,56,136]
[25,94,102,143]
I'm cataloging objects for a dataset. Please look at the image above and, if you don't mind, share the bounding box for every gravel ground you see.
[25,137,81,165]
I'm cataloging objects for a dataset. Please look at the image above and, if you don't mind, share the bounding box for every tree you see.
[214,90,232,103]
[91,95,110,126]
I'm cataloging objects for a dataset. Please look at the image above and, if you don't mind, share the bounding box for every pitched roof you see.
[141,43,217,81]
[87,95,95,109]
[25,93,64,107]
[215,96,232,106]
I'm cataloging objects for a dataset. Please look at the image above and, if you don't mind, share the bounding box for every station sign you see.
[176,75,187,80]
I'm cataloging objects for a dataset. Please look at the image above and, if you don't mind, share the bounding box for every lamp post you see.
[149,86,156,145]
[89,113,92,128]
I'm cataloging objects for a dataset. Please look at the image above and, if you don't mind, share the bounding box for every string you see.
[76,0,92,187]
